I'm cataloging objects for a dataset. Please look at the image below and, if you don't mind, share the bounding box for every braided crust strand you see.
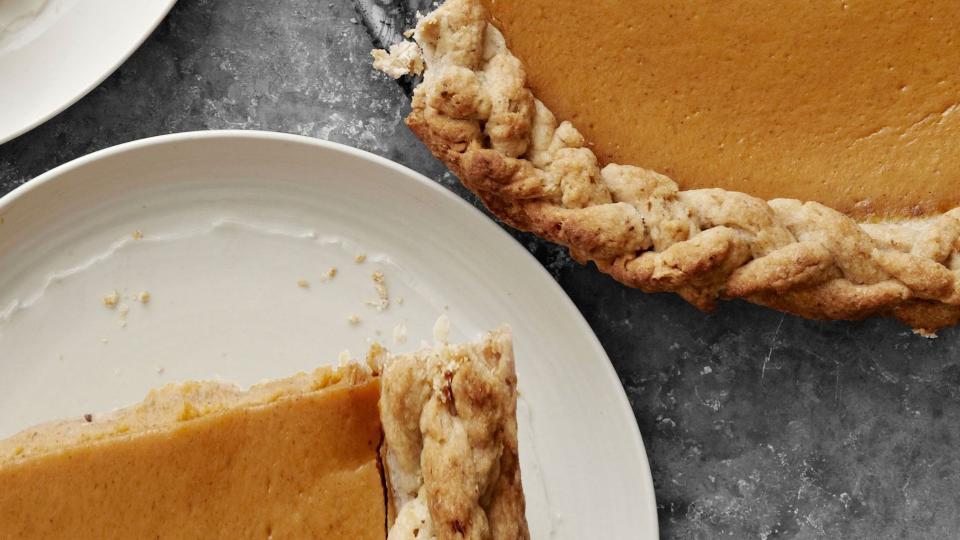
[381,327,529,540]
[376,0,960,333]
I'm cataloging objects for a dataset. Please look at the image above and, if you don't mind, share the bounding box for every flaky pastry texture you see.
[381,326,529,540]
[374,0,960,333]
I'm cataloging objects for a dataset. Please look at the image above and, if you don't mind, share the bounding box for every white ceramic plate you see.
[0,131,658,538]
[0,0,176,144]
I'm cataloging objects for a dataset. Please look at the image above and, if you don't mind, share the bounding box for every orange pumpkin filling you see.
[485,0,960,218]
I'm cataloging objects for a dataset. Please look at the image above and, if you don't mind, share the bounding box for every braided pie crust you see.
[373,0,960,333]
[381,326,529,540]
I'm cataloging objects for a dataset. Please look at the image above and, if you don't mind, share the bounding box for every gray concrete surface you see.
[2,1,959,537]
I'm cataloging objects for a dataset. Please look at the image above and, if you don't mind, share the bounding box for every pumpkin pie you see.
[373,0,960,332]
[0,328,528,539]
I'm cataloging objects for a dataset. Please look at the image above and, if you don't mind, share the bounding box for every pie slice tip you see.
[0,327,530,540]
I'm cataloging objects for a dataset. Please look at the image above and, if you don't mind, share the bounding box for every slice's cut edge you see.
[381,326,530,540]
[0,363,385,539]
[374,0,960,332]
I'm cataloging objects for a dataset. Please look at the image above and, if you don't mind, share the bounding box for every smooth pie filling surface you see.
[484,0,960,218]
[0,368,385,539]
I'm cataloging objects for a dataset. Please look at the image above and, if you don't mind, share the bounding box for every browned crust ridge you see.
[380,327,529,540]
[378,0,960,333]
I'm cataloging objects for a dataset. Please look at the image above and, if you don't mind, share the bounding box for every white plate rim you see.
[0,0,177,144]
[0,129,659,535]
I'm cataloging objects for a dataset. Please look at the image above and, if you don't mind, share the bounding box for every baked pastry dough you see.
[374,0,960,333]
[0,328,529,539]
[382,327,528,540]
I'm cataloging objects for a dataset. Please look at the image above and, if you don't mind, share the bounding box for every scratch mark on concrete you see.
[761,314,786,383]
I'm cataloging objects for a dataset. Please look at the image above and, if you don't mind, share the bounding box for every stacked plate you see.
[0,0,175,143]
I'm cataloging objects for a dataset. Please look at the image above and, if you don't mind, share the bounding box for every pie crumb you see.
[366,271,390,311]
[297,278,310,288]
[102,291,120,308]
[371,41,424,79]
[83,414,93,423]
[354,254,367,264]
[138,291,151,304]
[118,305,130,317]
[432,314,450,343]
[321,267,338,281]
[393,322,408,345]
[347,314,361,325]
[132,230,144,240]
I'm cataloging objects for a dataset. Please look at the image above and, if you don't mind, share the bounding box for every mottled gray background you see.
[2,1,960,538]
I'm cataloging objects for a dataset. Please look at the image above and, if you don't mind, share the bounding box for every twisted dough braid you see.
[387,0,960,333]
[381,328,528,540]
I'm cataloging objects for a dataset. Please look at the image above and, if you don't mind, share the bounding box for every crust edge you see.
[375,0,960,333]
[380,326,530,540]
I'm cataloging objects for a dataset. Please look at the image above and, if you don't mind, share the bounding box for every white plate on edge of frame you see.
[0,0,176,144]
[0,131,658,538]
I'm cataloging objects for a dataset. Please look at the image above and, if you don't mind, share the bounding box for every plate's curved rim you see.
[0,0,178,145]
[0,129,659,533]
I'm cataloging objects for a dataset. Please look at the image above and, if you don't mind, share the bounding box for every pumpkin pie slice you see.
[0,328,528,540]
[373,0,960,332]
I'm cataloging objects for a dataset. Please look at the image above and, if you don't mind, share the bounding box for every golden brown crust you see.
[375,0,960,332]
[380,327,529,540]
